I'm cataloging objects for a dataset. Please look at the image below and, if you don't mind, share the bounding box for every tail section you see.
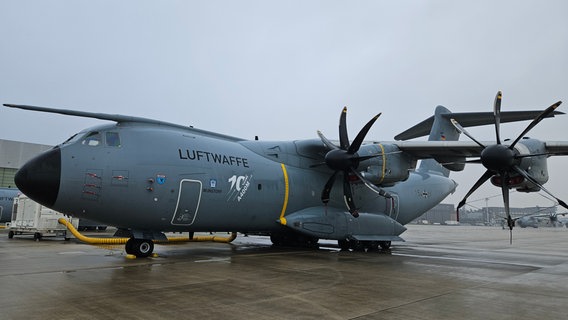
[396,104,563,177]
[418,106,462,177]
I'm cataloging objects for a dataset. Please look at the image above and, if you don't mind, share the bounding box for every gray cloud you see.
[1,0,567,209]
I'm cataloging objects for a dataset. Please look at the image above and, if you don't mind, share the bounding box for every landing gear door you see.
[387,195,399,221]
[171,179,202,226]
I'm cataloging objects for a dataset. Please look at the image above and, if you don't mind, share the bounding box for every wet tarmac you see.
[1,225,567,320]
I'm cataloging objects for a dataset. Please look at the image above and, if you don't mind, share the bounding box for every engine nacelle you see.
[490,138,549,192]
[357,143,412,186]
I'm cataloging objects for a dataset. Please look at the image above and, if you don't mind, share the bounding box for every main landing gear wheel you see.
[270,232,319,248]
[379,241,391,250]
[338,239,392,251]
[125,238,154,258]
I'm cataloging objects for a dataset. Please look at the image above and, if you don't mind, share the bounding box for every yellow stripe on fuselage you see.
[378,143,386,183]
[279,163,289,225]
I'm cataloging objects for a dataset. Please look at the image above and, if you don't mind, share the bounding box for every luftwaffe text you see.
[178,149,249,167]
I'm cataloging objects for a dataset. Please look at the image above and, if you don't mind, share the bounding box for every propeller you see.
[452,91,566,243]
[318,107,391,217]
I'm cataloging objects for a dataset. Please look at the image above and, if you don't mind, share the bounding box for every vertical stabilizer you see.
[418,106,462,177]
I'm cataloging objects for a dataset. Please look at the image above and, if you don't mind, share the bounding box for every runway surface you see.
[1,225,567,320]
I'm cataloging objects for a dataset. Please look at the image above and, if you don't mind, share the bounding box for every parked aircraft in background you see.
[552,213,568,227]
[5,91,568,256]
[515,215,542,228]
[515,211,568,228]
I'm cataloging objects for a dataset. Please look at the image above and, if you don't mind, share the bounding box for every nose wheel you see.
[125,238,155,258]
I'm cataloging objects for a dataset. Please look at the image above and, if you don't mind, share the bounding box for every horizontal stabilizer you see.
[395,108,564,141]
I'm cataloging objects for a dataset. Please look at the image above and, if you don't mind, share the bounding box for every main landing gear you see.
[270,232,319,248]
[125,238,155,258]
[338,239,391,252]
[269,231,392,252]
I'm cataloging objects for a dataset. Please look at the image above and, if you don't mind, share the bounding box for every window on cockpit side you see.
[81,132,101,146]
[61,133,79,145]
[105,132,121,147]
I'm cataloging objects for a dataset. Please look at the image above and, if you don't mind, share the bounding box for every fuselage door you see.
[171,179,202,226]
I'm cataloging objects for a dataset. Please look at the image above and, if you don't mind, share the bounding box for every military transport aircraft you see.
[4,91,568,256]
[515,210,568,228]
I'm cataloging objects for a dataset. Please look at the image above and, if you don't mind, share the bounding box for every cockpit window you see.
[105,132,121,147]
[82,132,101,146]
[61,133,79,146]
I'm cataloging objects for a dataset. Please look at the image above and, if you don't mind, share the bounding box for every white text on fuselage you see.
[178,149,250,167]
[227,174,252,202]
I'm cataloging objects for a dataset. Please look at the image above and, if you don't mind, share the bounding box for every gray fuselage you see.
[29,122,455,235]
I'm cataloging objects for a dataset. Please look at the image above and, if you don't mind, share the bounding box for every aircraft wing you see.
[391,140,568,159]
[4,104,246,142]
[543,141,568,156]
[392,140,484,159]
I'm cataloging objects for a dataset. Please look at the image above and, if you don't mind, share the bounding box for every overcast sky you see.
[1,0,567,210]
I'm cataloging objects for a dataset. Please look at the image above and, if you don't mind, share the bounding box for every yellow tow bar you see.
[57,218,237,244]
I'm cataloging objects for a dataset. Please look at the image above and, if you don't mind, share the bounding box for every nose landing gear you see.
[125,238,155,258]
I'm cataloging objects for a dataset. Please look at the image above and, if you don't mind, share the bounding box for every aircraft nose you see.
[15,147,61,208]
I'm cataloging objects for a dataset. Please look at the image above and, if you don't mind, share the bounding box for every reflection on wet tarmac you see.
[1,225,568,319]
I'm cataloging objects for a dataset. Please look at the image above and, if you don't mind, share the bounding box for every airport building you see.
[0,139,51,188]
[413,203,456,224]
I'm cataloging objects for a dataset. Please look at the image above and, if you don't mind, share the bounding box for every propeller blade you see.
[512,166,568,210]
[356,154,380,162]
[339,107,350,150]
[507,215,514,245]
[309,162,327,168]
[342,172,359,217]
[509,101,562,149]
[457,169,494,210]
[494,91,502,145]
[450,119,486,148]
[349,168,392,198]
[317,130,339,150]
[499,171,514,244]
[321,171,339,204]
[348,113,381,154]
[319,107,384,216]
[514,153,552,159]
[500,171,511,220]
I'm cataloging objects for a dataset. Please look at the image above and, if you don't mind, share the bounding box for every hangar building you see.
[0,139,52,188]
